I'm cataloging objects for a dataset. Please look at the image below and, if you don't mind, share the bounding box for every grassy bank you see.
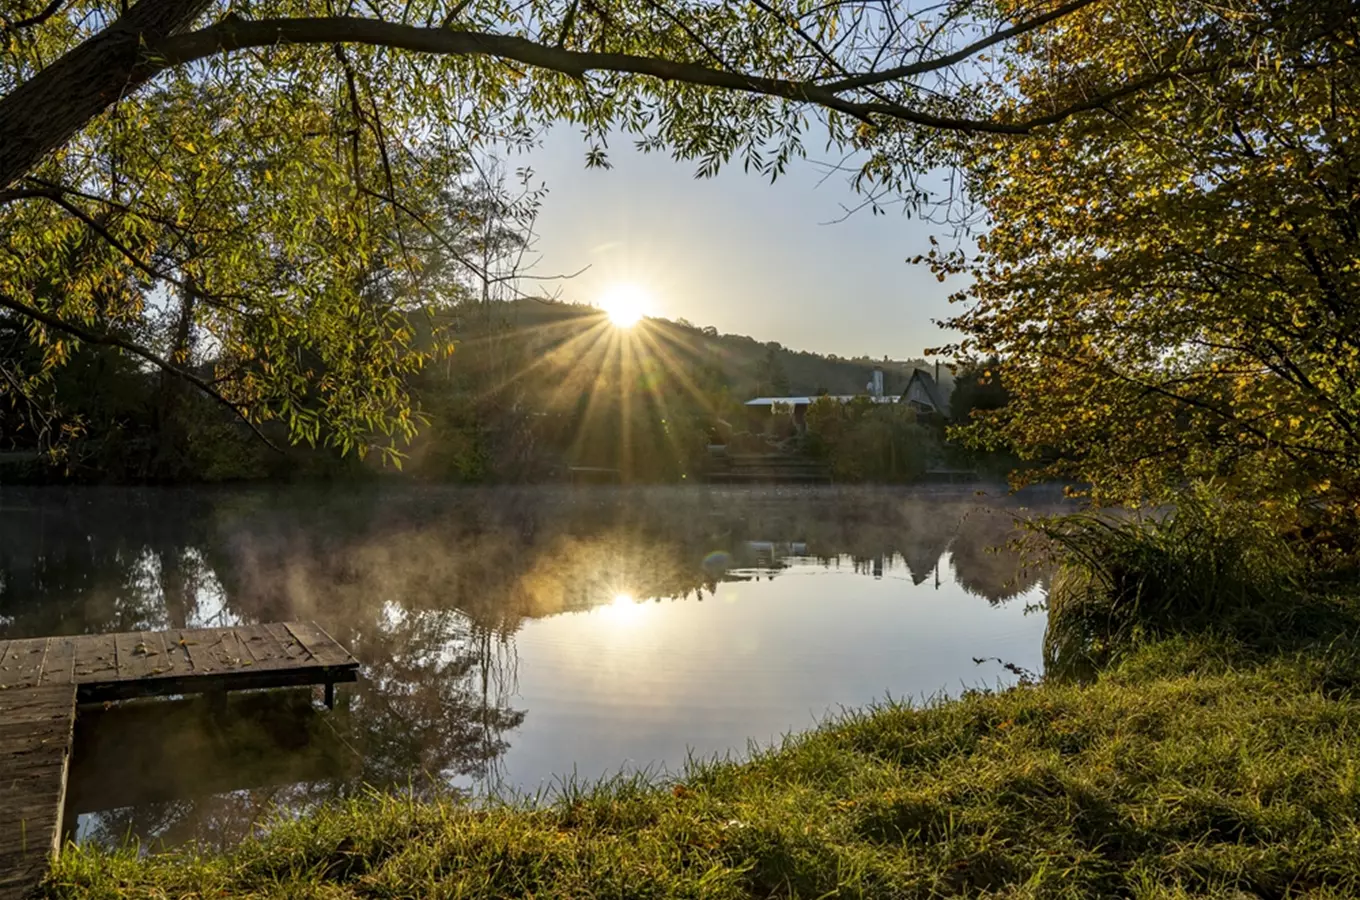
[44,617,1360,899]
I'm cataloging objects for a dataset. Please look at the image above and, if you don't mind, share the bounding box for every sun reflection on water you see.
[593,591,649,626]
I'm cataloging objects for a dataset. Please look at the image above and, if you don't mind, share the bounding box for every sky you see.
[517,125,965,361]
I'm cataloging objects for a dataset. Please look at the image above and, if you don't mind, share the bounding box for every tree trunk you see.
[0,0,212,189]
[153,277,197,475]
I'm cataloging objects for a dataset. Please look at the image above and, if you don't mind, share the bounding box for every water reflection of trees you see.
[1,486,1067,635]
[948,504,1052,602]
[722,489,1057,602]
[0,484,1068,848]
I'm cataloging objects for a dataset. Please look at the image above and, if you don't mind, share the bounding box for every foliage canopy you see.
[938,0,1360,527]
[0,0,1263,459]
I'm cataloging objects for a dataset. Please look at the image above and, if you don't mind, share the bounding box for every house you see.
[744,393,897,432]
[743,365,953,429]
[903,368,951,419]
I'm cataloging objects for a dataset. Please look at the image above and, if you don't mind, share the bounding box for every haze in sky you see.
[521,125,964,361]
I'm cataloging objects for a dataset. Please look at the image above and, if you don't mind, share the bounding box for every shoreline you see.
[41,622,1360,899]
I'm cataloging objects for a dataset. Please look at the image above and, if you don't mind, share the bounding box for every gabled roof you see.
[903,369,951,418]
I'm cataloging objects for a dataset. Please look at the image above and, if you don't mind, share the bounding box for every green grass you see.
[1037,489,1320,680]
[43,625,1360,899]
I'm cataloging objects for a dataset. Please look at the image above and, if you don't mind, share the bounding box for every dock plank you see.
[283,622,321,661]
[70,634,117,681]
[0,641,18,690]
[265,622,305,658]
[101,623,355,700]
[240,625,295,666]
[147,631,180,678]
[188,628,248,673]
[0,640,44,691]
[110,632,142,682]
[0,622,358,896]
[37,637,76,687]
[112,631,169,682]
[0,685,76,900]
[286,621,352,667]
[170,629,200,673]
[1,623,357,703]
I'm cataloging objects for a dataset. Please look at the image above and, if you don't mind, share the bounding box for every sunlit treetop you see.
[0,0,1300,461]
[931,0,1360,530]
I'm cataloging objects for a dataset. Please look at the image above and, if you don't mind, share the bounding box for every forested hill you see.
[0,296,957,484]
[470,299,950,398]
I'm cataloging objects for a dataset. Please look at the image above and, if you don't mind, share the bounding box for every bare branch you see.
[636,0,731,72]
[554,0,578,48]
[439,0,475,29]
[333,44,366,184]
[511,265,589,281]
[357,184,566,301]
[821,0,1103,92]
[748,0,849,81]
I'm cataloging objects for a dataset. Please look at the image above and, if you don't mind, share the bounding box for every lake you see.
[0,484,1065,849]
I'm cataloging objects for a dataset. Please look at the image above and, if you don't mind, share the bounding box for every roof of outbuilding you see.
[744,395,900,407]
[903,369,951,417]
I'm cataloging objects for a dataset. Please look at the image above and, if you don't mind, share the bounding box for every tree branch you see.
[152,15,1173,136]
[0,0,72,41]
[439,0,475,29]
[0,0,1190,191]
[0,0,216,191]
[0,293,282,452]
[0,188,54,204]
[34,189,197,291]
[820,0,1104,92]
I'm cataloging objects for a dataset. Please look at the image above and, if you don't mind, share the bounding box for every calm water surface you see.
[0,484,1064,849]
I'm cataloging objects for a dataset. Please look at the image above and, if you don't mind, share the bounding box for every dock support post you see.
[324,681,335,710]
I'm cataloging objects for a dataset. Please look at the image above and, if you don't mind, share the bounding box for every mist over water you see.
[0,484,1068,850]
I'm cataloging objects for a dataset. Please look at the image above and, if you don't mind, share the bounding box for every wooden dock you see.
[0,686,76,900]
[0,622,359,900]
[0,621,358,703]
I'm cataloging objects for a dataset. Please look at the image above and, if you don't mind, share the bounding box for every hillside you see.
[453,298,952,400]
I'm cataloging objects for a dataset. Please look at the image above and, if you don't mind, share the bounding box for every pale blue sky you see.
[520,125,961,360]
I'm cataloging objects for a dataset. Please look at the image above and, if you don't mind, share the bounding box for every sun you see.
[598,283,652,328]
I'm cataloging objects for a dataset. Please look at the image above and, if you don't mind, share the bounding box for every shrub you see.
[1039,484,1307,679]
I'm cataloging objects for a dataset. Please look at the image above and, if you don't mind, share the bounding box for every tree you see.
[804,395,935,481]
[935,1,1360,528]
[0,0,1236,458]
[950,357,1009,423]
[756,343,790,396]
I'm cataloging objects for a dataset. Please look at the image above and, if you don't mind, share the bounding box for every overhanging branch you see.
[820,0,1103,92]
[0,0,1197,191]
[0,0,72,40]
[0,293,282,452]
[152,15,1182,135]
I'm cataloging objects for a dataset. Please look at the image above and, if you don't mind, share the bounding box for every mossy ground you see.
[42,620,1360,899]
